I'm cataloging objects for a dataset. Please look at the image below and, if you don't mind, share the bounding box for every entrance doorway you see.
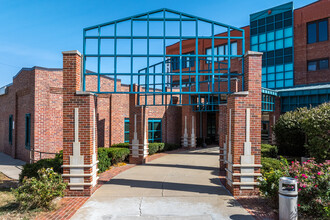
[207,112,216,144]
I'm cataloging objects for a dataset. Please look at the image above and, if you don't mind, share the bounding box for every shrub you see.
[261,157,282,174]
[98,148,112,173]
[108,147,130,164]
[13,168,67,210]
[273,109,307,157]
[111,143,129,148]
[196,138,203,147]
[158,143,165,152]
[148,143,159,155]
[261,144,278,158]
[164,143,180,151]
[19,152,63,182]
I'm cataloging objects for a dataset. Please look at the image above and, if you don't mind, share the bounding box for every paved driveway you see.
[72,146,254,220]
[0,152,25,180]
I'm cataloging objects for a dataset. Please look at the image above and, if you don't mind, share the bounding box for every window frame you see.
[124,118,129,143]
[148,118,162,143]
[307,18,329,44]
[307,58,329,71]
[25,113,31,150]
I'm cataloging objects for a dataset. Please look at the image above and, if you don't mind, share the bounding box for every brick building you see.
[0,0,329,164]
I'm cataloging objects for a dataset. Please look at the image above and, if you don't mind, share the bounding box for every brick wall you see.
[294,0,330,86]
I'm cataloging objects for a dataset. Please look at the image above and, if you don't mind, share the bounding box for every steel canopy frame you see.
[82,8,245,107]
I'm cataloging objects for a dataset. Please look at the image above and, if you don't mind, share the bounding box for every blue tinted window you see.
[284,38,293,48]
[251,36,258,45]
[262,75,267,81]
[276,72,284,80]
[259,43,266,51]
[276,65,284,72]
[262,82,267,87]
[276,30,283,39]
[285,79,293,87]
[267,41,274,51]
[276,39,283,49]
[124,118,129,143]
[267,32,275,41]
[268,81,275,89]
[251,45,258,51]
[268,66,275,73]
[285,71,294,79]
[307,23,317,44]
[285,63,293,71]
[268,74,275,81]
[284,27,293,37]
[319,20,328,42]
[259,34,266,43]
[276,80,284,88]
[262,67,266,74]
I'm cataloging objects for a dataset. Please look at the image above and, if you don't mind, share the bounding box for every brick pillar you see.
[269,96,281,145]
[225,51,262,197]
[219,105,227,171]
[181,94,197,148]
[129,85,149,164]
[62,50,98,197]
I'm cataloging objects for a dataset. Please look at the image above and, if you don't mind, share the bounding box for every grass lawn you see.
[0,172,44,220]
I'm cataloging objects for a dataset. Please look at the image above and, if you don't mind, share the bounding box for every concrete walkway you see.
[72,147,254,220]
[0,152,25,180]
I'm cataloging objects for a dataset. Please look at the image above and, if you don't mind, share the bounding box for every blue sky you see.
[0,0,315,86]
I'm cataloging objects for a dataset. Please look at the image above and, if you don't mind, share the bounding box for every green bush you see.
[148,143,159,155]
[98,147,130,173]
[261,157,282,174]
[19,151,63,182]
[13,168,67,210]
[111,143,129,148]
[258,168,283,208]
[164,143,180,151]
[261,144,278,158]
[158,143,165,152]
[196,138,203,147]
[273,103,330,162]
[98,148,112,173]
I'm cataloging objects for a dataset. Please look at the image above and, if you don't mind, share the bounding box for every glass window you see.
[231,42,237,56]
[284,27,293,37]
[262,75,267,81]
[308,61,317,71]
[285,79,293,87]
[276,72,284,80]
[276,65,284,72]
[251,36,258,45]
[251,20,258,28]
[251,45,258,51]
[284,19,292,27]
[259,43,266,51]
[267,32,275,41]
[262,67,266,74]
[124,118,129,143]
[267,41,274,51]
[259,34,266,43]
[276,80,284,88]
[285,71,294,79]
[268,81,275,89]
[284,38,293,48]
[275,39,283,49]
[25,114,31,150]
[268,66,275,73]
[148,119,162,143]
[9,115,13,145]
[285,63,293,71]
[268,73,275,81]
[319,59,329,69]
[276,30,283,39]
[308,19,328,44]
[319,20,328,42]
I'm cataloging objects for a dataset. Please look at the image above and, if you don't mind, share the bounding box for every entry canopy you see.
[83,8,245,106]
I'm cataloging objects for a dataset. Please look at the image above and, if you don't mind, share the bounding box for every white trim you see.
[62,160,99,168]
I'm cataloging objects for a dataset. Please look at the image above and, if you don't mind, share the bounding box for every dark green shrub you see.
[111,143,129,148]
[148,143,159,155]
[98,147,130,173]
[261,157,282,174]
[261,144,278,158]
[19,152,63,182]
[108,147,130,164]
[13,168,67,210]
[158,143,165,152]
[196,138,203,147]
[164,143,180,151]
[98,148,112,173]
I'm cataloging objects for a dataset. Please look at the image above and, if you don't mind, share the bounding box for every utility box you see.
[279,177,298,220]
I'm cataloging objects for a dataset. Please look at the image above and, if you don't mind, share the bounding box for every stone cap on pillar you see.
[62,50,82,57]
[244,51,263,57]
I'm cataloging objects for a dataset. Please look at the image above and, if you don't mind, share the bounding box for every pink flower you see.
[317,172,321,175]
[292,161,294,164]
[298,204,301,207]
[315,185,318,188]
[295,176,298,179]
[299,188,301,191]
[302,184,306,188]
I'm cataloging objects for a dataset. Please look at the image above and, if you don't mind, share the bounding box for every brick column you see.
[225,51,262,197]
[129,85,149,164]
[62,50,98,197]
[219,105,227,171]
[181,94,196,148]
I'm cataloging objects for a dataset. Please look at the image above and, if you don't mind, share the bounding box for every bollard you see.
[279,177,298,220]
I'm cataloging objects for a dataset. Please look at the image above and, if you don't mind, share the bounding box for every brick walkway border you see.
[35,148,188,220]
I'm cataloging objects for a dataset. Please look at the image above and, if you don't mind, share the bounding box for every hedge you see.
[164,143,180,151]
[261,157,282,174]
[111,143,129,148]
[19,151,63,182]
[98,147,130,173]
[261,144,278,158]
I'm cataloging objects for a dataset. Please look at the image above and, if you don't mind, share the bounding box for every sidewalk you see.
[0,152,25,180]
